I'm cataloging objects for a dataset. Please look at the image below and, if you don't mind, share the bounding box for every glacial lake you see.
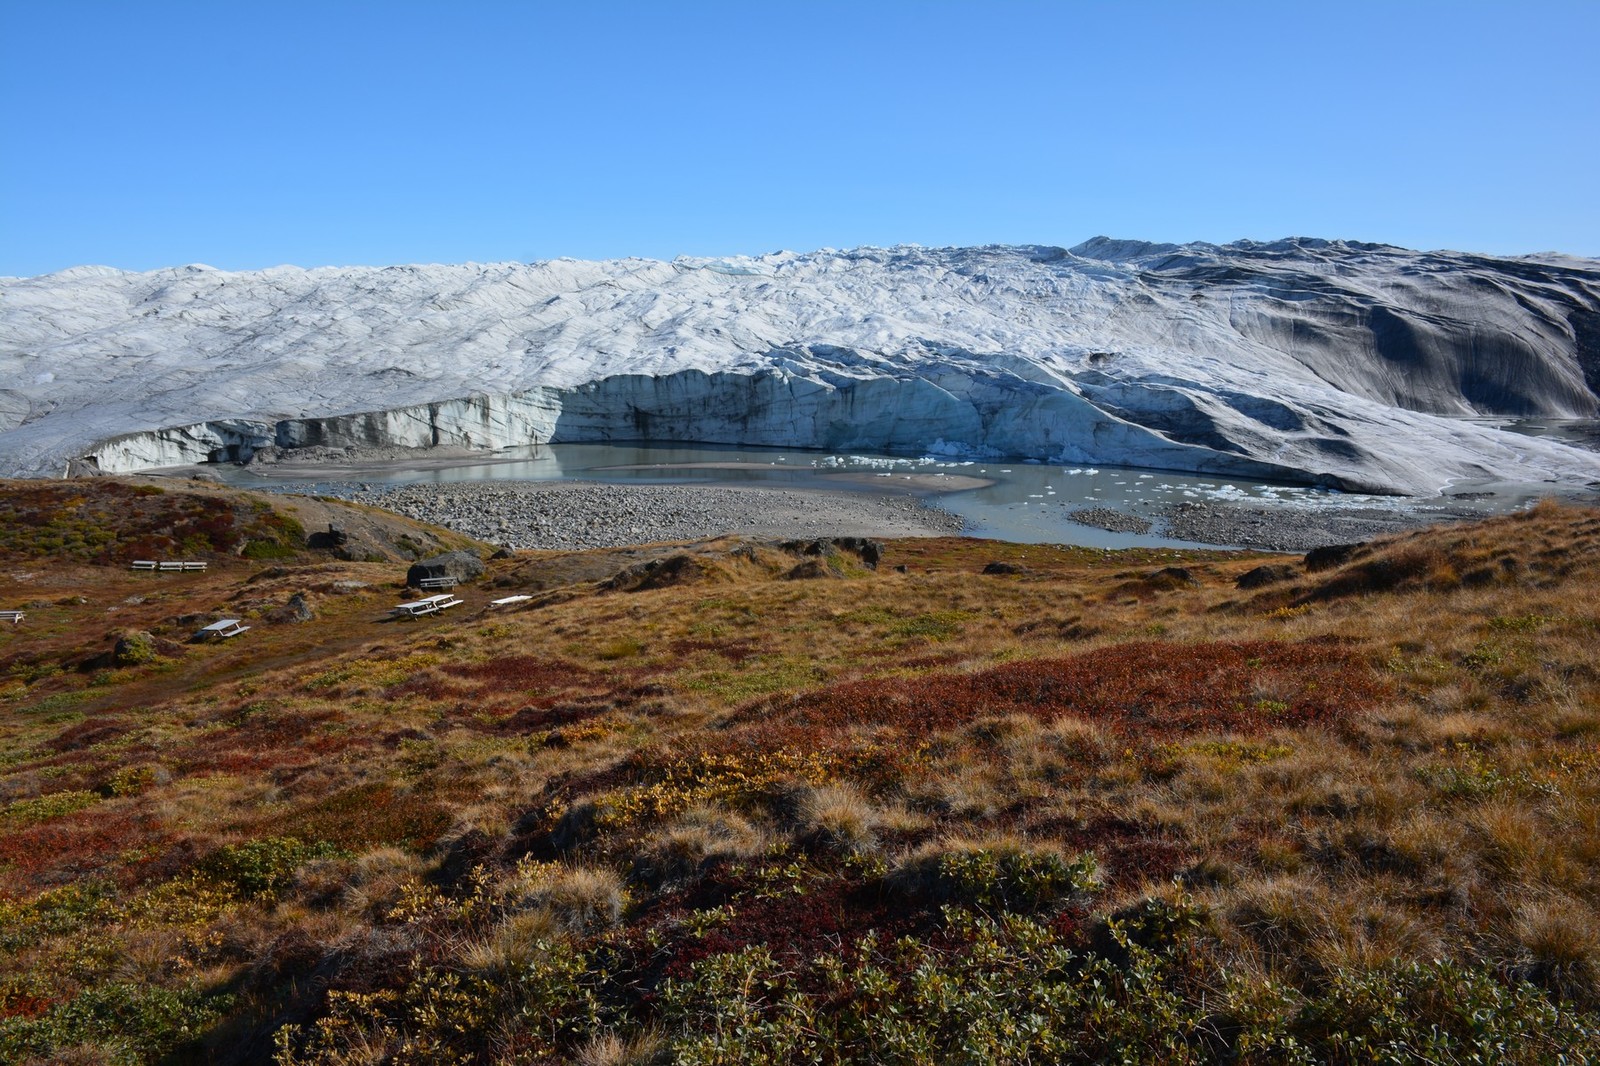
[202,441,1549,550]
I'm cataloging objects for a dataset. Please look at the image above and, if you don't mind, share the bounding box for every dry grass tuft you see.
[573,1027,663,1066]
[502,860,629,935]
[794,782,882,855]
[1509,895,1600,1006]
[630,806,768,890]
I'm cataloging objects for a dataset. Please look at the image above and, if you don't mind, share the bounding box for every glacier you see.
[1,238,1598,496]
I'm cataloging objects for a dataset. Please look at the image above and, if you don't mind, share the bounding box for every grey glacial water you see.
[200,439,1590,551]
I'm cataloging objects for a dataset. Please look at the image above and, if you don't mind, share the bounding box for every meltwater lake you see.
[200,441,1562,551]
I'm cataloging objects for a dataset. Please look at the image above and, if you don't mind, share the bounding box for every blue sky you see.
[3,1,1597,276]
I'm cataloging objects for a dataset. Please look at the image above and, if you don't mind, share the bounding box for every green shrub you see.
[242,537,298,560]
[0,980,232,1066]
[654,910,1600,1065]
[1,789,99,825]
[200,836,340,898]
[1293,958,1597,1064]
[890,840,1100,912]
[106,765,159,797]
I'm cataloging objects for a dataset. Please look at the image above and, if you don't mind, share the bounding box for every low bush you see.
[889,838,1100,913]
[200,836,341,898]
[0,980,232,1066]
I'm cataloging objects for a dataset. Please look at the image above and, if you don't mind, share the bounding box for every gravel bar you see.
[1068,507,1154,535]
[1158,500,1489,553]
[328,480,964,551]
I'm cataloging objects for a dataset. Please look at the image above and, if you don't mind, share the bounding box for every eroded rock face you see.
[4,240,1599,494]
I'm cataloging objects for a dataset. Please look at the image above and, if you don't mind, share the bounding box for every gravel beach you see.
[241,467,1586,555]
[1157,500,1489,552]
[327,480,965,550]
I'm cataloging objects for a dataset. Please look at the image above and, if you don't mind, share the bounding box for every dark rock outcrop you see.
[1236,564,1299,589]
[1305,542,1365,572]
[405,550,484,588]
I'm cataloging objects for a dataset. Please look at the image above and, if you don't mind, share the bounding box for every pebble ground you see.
[327,480,964,551]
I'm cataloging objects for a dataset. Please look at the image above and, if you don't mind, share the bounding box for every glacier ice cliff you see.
[2,239,1599,495]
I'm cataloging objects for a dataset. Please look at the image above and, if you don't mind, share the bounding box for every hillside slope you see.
[4,239,1599,494]
[2,481,1599,1062]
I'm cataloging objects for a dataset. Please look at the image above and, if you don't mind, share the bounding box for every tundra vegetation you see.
[1,478,1598,1064]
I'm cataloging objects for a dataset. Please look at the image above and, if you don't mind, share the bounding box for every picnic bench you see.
[132,560,207,572]
[391,593,465,618]
[0,611,24,624]
[418,575,457,590]
[196,619,250,640]
[488,595,532,608]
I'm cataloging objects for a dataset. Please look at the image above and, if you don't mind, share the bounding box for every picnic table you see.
[0,610,24,624]
[196,619,250,640]
[391,593,465,618]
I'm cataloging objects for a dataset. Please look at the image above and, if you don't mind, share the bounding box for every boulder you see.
[306,524,349,549]
[833,537,883,569]
[602,554,706,592]
[779,537,883,570]
[785,558,843,580]
[406,550,484,588]
[113,630,161,666]
[1236,564,1298,589]
[1145,566,1199,590]
[1304,542,1364,572]
[267,592,315,623]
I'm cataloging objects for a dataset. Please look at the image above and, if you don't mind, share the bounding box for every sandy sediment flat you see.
[813,471,994,492]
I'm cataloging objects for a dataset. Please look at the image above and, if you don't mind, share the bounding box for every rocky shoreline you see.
[241,473,1581,555]
[324,480,964,551]
[1155,500,1488,553]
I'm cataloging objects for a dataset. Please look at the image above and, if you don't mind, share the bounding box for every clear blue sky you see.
[3,1,1597,276]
